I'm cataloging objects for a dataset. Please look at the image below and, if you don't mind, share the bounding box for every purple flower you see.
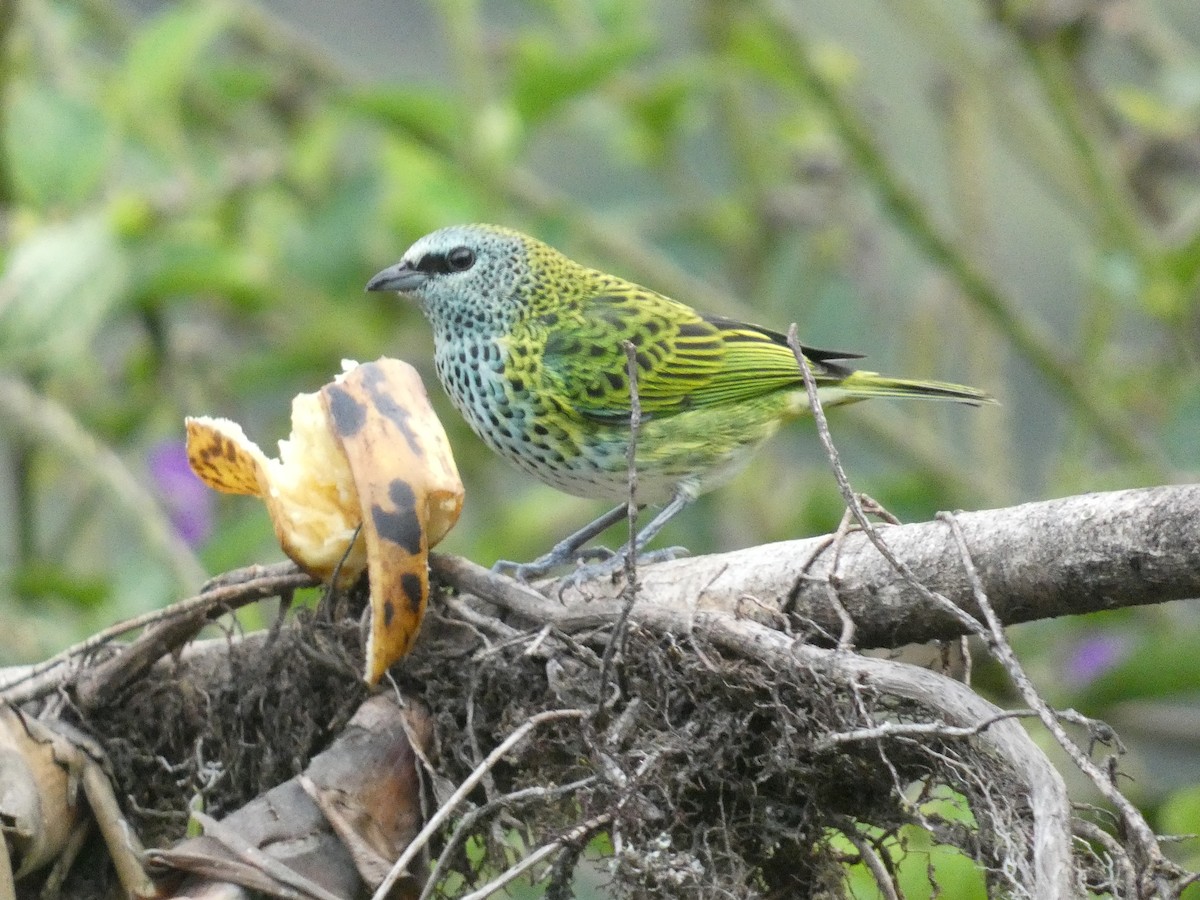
[1062,633,1132,689]
[148,440,214,549]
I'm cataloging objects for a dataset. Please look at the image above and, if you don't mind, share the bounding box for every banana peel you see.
[185,358,463,684]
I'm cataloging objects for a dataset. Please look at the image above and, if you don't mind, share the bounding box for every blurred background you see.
[1,0,1199,893]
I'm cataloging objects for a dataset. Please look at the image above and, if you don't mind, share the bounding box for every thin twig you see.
[463,672,497,807]
[939,511,1175,885]
[787,324,986,640]
[443,595,522,643]
[825,508,861,649]
[815,709,1035,752]
[840,827,901,900]
[435,553,1078,896]
[598,341,643,706]
[1073,819,1138,900]
[784,325,1079,894]
[418,777,598,900]
[371,708,587,900]
[455,813,613,900]
[79,753,155,898]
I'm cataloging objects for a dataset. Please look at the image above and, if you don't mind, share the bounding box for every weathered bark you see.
[550,484,1200,647]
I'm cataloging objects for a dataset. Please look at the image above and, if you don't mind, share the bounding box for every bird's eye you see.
[447,246,476,272]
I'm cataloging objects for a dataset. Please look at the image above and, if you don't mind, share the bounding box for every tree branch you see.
[536,483,1200,647]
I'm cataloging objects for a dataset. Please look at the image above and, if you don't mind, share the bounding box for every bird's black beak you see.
[365,261,428,293]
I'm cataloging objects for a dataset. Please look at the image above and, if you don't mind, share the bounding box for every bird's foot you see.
[637,545,689,565]
[492,503,634,582]
[492,545,614,583]
[491,556,556,583]
[555,545,690,591]
[492,544,688,587]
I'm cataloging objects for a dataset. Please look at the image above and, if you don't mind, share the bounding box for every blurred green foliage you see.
[1,0,1200,892]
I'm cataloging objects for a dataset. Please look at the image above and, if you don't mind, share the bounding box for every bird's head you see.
[366,224,542,330]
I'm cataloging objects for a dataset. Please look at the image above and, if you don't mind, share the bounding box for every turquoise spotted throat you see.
[367,224,991,581]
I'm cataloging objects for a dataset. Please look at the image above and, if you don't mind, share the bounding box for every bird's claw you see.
[574,546,616,563]
[494,544,689,588]
[638,545,689,564]
[491,546,613,582]
[491,558,553,583]
[555,545,692,591]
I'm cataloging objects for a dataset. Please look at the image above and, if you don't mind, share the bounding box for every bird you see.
[366,223,992,582]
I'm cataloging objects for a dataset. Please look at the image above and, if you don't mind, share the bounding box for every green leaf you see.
[203,63,279,106]
[831,823,987,899]
[282,173,379,288]
[510,33,649,125]
[1109,85,1190,137]
[122,1,232,124]
[1162,228,1200,304]
[343,86,463,152]
[376,140,483,232]
[130,238,269,310]
[1159,783,1200,837]
[727,17,857,94]
[1159,784,1200,886]
[5,84,110,207]
[623,68,699,161]
[725,15,796,85]
[0,214,130,372]
[12,560,112,609]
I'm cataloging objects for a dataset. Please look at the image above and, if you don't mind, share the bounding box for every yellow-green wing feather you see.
[534,287,852,422]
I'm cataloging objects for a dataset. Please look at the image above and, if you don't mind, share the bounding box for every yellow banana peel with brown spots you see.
[186,358,463,684]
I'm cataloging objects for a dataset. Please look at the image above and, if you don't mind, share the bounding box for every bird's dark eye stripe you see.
[416,253,449,275]
[415,247,476,275]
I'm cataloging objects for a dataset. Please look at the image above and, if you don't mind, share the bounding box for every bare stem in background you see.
[0,376,208,594]
[885,0,1099,225]
[1013,35,1152,259]
[0,0,15,207]
[0,0,16,207]
[937,74,1012,494]
[760,0,1164,473]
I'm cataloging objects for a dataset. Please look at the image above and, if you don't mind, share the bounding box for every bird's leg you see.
[619,490,690,559]
[560,490,693,586]
[493,503,633,581]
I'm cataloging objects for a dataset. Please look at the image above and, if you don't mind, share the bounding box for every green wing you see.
[533,287,857,423]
